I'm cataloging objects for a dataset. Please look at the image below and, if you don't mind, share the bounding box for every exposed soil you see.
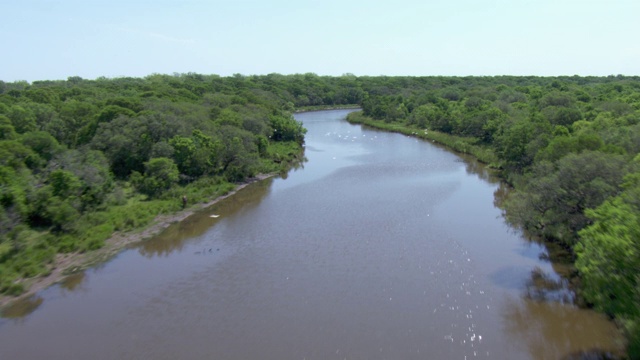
[0,174,274,309]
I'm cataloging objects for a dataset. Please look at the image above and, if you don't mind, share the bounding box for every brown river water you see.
[0,110,624,359]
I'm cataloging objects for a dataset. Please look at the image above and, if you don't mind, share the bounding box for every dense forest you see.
[1,73,640,356]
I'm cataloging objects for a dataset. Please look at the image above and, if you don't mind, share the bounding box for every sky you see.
[2,0,639,82]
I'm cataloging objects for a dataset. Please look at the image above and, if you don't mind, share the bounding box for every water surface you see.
[0,110,622,359]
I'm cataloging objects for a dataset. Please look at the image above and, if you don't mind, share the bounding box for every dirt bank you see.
[0,174,274,309]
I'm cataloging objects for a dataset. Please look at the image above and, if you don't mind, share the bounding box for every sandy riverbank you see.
[0,174,275,309]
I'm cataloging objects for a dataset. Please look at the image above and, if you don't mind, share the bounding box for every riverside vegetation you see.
[0,74,316,298]
[1,74,639,357]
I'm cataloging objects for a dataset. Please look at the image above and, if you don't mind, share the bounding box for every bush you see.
[134,157,180,198]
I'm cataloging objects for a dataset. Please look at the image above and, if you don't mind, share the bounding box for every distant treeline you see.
[1,73,640,356]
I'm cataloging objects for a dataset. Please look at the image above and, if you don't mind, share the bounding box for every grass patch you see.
[295,104,360,113]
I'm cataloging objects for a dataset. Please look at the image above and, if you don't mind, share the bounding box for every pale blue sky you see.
[2,0,639,82]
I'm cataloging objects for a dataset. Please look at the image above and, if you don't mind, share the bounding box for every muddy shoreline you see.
[0,174,275,309]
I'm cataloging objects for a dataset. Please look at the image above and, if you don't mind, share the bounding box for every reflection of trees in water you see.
[279,155,308,180]
[137,178,273,258]
[525,267,575,304]
[1,272,90,321]
[1,271,90,321]
[459,156,500,184]
[59,272,87,293]
[493,180,580,298]
[493,182,511,209]
[503,297,624,359]
[0,295,43,320]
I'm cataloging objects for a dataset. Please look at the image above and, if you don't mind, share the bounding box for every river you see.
[0,109,623,359]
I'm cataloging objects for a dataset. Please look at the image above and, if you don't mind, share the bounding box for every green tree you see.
[7,105,37,134]
[505,151,627,246]
[575,170,640,357]
[576,197,639,317]
[20,131,62,161]
[535,132,604,163]
[269,115,306,143]
[74,105,139,145]
[410,104,452,132]
[0,140,43,169]
[0,115,17,140]
[0,166,31,226]
[218,126,258,181]
[53,149,114,209]
[91,113,182,177]
[56,99,99,147]
[214,108,243,127]
[494,117,541,171]
[48,170,81,199]
[46,197,80,233]
[135,157,180,198]
[542,106,582,126]
[169,130,220,177]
